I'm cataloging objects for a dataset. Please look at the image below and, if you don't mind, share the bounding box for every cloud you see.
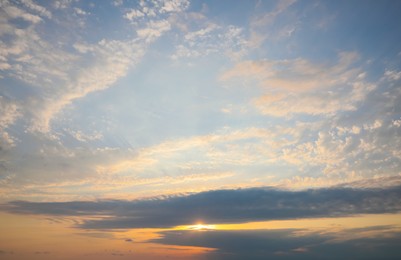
[0,97,20,130]
[1,3,42,24]
[3,184,401,229]
[1,0,189,134]
[383,69,401,82]
[152,226,401,259]
[124,0,189,22]
[220,52,361,92]
[171,23,248,61]
[137,20,171,43]
[27,38,141,133]
[3,110,400,201]
[20,0,52,19]
[220,52,374,117]
[249,0,298,48]
[0,96,20,147]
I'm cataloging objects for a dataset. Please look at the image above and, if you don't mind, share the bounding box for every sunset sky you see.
[1,0,401,259]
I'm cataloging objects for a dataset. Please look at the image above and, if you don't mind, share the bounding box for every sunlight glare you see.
[187,223,216,231]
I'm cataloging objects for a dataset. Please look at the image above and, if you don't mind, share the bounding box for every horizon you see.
[1,0,401,259]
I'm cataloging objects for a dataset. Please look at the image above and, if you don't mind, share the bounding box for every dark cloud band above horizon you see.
[3,184,401,229]
[152,226,401,259]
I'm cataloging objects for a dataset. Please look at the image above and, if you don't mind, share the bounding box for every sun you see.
[187,223,216,231]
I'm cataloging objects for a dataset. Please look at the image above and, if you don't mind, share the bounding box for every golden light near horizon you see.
[187,223,216,231]
[1,0,401,259]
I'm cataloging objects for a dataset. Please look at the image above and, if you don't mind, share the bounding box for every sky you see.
[0,0,401,259]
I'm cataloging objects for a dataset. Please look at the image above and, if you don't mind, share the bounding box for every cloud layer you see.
[153,227,401,259]
[4,184,401,229]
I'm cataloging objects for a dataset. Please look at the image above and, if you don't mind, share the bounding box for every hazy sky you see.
[1,0,401,259]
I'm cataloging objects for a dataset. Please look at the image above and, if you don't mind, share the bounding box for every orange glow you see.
[0,213,214,260]
[214,213,401,237]
[1,212,401,259]
[186,223,216,231]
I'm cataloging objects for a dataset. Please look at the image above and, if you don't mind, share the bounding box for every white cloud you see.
[0,2,76,86]
[124,0,189,22]
[2,4,42,23]
[0,97,20,129]
[125,9,145,21]
[160,0,189,13]
[74,7,87,16]
[66,128,103,142]
[1,0,189,134]
[21,0,52,19]
[53,0,74,10]
[1,0,399,203]
[277,111,401,182]
[393,118,401,128]
[172,23,248,60]
[383,70,401,81]
[137,20,171,42]
[113,0,123,7]
[28,39,142,133]
[0,97,21,147]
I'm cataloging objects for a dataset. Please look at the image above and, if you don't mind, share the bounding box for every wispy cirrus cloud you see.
[1,0,190,135]
[249,0,298,48]
[220,52,373,117]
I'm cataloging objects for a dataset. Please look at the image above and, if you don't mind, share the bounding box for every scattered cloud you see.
[383,69,401,82]
[0,1,400,258]
[1,0,190,135]
[171,23,248,61]
[113,0,123,7]
[21,0,52,19]
[0,97,20,147]
[124,0,189,22]
[137,20,171,43]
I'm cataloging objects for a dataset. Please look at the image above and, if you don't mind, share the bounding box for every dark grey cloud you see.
[152,226,401,259]
[3,185,401,229]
